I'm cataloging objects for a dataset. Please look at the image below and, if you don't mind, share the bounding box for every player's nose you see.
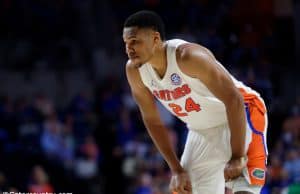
[125,45,134,55]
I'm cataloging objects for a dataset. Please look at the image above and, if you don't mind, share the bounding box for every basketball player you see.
[123,10,268,194]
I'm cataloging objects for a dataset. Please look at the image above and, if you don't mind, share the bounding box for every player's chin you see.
[131,59,143,68]
[134,63,143,68]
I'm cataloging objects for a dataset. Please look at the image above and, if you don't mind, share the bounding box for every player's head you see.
[123,10,166,67]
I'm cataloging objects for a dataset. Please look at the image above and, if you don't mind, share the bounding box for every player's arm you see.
[177,44,246,159]
[125,61,183,173]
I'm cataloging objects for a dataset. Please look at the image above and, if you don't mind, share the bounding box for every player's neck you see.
[148,42,167,79]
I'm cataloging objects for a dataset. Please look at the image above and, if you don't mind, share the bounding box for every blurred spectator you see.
[0,172,8,192]
[134,172,153,194]
[73,135,101,194]
[116,108,137,147]
[267,155,285,189]
[40,112,64,161]
[283,150,300,183]
[34,93,55,117]
[60,115,75,169]
[28,165,54,193]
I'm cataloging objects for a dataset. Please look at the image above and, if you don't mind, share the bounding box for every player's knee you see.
[234,191,254,194]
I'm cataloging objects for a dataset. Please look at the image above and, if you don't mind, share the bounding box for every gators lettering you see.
[153,84,191,101]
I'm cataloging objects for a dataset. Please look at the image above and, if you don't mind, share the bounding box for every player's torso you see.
[138,39,228,130]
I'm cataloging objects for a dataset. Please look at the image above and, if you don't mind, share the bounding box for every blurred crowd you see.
[0,0,299,194]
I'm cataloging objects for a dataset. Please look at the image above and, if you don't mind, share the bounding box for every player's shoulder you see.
[125,60,148,92]
[125,60,139,74]
[176,44,211,66]
[125,59,135,69]
[125,60,143,83]
[177,42,211,57]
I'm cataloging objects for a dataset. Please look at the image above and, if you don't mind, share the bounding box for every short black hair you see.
[124,10,166,40]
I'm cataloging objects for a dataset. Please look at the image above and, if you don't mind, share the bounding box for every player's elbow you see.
[142,114,163,127]
[224,89,244,108]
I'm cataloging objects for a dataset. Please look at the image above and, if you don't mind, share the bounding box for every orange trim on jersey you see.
[240,87,268,186]
[238,88,266,115]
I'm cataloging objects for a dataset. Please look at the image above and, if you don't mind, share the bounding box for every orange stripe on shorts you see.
[240,88,268,186]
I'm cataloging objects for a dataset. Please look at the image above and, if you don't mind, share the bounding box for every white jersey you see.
[138,39,261,130]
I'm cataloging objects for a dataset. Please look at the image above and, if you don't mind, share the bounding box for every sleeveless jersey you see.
[138,39,264,130]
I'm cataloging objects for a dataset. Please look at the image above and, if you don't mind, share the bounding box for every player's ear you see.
[153,31,161,43]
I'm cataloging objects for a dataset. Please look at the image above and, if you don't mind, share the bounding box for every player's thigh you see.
[181,126,231,168]
[180,129,228,194]
[190,163,226,194]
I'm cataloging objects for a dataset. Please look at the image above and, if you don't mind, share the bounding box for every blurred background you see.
[0,0,299,194]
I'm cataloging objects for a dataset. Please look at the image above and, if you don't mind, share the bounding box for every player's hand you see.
[169,169,192,194]
[224,157,247,182]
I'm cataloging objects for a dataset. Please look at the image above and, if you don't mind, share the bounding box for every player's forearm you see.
[225,93,246,159]
[144,121,183,172]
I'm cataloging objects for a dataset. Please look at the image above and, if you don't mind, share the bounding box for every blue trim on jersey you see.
[245,104,268,157]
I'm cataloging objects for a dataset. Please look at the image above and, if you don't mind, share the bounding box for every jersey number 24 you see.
[168,97,201,117]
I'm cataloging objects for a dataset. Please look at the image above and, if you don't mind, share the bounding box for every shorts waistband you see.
[189,122,229,132]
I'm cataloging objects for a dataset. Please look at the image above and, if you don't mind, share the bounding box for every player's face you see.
[123,27,157,67]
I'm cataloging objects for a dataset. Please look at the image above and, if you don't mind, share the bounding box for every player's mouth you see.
[128,53,139,60]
